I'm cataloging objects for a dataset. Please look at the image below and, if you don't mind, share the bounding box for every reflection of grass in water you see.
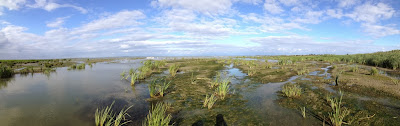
[144,102,172,126]
[94,101,133,126]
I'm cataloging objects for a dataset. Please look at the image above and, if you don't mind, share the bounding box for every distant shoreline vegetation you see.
[0,50,399,78]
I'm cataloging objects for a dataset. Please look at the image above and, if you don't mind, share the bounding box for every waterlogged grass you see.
[327,92,350,126]
[130,73,138,85]
[0,65,13,78]
[203,94,217,109]
[168,64,179,77]
[94,101,133,126]
[215,78,230,100]
[370,67,378,75]
[144,102,172,126]
[149,78,171,98]
[281,83,302,98]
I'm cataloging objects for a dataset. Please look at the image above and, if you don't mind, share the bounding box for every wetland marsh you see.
[1,51,400,126]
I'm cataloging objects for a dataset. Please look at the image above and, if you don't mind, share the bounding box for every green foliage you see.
[168,64,179,77]
[95,101,133,126]
[327,92,350,126]
[120,71,126,80]
[130,73,138,86]
[281,83,302,98]
[296,67,309,75]
[190,72,196,84]
[350,65,359,73]
[392,78,399,85]
[301,107,306,118]
[149,78,171,98]
[77,63,86,69]
[0,65,13,78]
[144,102,172,126]
[370,67,379,75]
[203,94,217,109]
[215,78,230,100]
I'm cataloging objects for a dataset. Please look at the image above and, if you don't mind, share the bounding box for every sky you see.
[0,0,399,59]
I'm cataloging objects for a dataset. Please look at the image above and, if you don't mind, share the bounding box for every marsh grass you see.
[211,71,221,88]
[94,101,133,126]
[0,65,13,78]
[301,106,306,118]
[296,68,309,75]
[190,72,196,84]
[350,66,359,73]
[281,83,302,98]
[370,67,378,75]
[77,63,86,69]
[203,94,217,109]
[120,71,126,80]
[392,78,399,85]
[149,78,171,98]
[168,64,179,77]
[144,102,172,126]
[130,73,138,86]
[215,78,230,100]
[327,92,350,126]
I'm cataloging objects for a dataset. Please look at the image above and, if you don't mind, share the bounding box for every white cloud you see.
[264,0,283,14]
[278,0,298,6]
[74,10,145,33]
[0,0,26,10]
[326,9,343,19]
[237,0,263,5]
[337,0,359,8]
[346,2,395,23]
[250,35,393,54]
[361,23,400,37]
[28,0,87,14]
[152,0,233,16]
[46,16,69,28]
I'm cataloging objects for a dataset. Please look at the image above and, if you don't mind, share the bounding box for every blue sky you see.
[0,0,399,59]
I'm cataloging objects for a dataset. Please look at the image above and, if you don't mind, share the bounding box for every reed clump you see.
[0,65,13,78]
[215,78,230,100]
[370,67,378,75]
[327,92,350,126]
[94,101,133,126]
[149,78,171,98]
[203,94,217,109]
[168,64,179,77]
[281,83,302,98]
[144,102,172,126]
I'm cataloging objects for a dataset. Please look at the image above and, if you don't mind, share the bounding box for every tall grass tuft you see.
[215,78,230,100]
[0,65,13,78]
[77,63,86,69]
[281,83,302,98]
[392,78,399,85]
[327,92,350,126]
[211,72,221,88]
[190,72,196,84]
[120,71,126,80]
[158,79,171,97]
[95,101,133,126]
[130,73,138,86]
[149,78,171,98]
[370,67,378,75]
[301,107,306,118]
[203,94,217,109]
[144,102,172,126]
[168,64,179,77]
